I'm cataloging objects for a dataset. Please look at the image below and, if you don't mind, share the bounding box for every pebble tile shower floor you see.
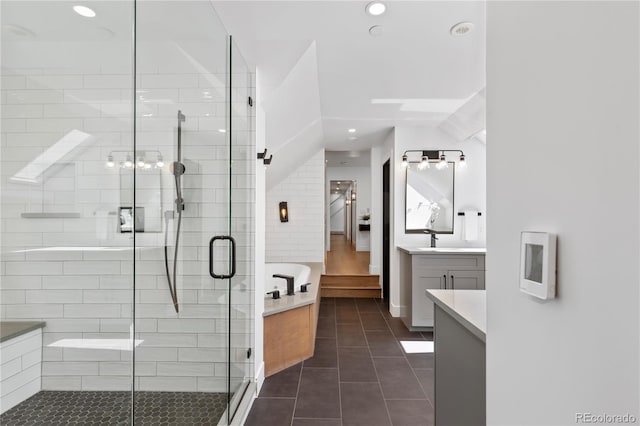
[0,391,227,425]
[245,297,435,426]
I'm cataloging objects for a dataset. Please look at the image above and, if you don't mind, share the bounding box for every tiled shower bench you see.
[0,321,46,414]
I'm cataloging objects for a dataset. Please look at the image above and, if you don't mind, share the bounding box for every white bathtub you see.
[265,263,311,297]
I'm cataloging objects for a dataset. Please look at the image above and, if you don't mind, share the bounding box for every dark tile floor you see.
[0,391,227,425]
[245,297,434,426]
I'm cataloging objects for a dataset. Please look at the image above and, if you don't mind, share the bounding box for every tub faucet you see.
[273,274,295,296]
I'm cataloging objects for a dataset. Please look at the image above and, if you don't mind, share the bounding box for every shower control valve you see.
[171,161,186,176]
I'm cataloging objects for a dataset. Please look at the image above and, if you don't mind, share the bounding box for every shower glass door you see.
[226,36,253,422]
[133,3,253,425]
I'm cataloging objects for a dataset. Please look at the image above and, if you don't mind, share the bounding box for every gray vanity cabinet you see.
[398,248,486,331]
[448,270,485,290]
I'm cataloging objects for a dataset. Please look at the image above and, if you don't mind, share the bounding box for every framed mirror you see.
[405,163,455,234]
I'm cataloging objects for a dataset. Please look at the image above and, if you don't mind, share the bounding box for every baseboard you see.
[217,380,256,426]
[255,361,265,395]
[390,302,402,317]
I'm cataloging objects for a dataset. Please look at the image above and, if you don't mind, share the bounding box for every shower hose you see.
[164,174,183,314]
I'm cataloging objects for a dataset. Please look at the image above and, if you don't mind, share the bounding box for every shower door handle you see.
[209,235,236,279]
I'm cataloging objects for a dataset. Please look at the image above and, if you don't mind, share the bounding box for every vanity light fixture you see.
[106,150,164,170]
[279,202,289,223]
[400,149,465,169]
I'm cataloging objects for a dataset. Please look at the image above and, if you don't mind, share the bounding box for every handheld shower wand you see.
[164,110,186,313]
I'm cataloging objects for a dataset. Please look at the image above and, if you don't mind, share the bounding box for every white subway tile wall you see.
[265,150,325,263]
[1,64,255,393]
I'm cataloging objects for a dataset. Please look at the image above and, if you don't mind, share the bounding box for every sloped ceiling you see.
[261,42,325,190]
[214,0,486,152]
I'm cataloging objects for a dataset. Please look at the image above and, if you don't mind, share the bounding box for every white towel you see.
[464,211,479,241]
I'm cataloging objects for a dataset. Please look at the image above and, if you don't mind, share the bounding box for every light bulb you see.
[144,163,152,169]
[401,154,408,168]
[137,157,145,168]
[124,155,133,168]
[156,155,165,168]
[438,154,448,169]
[106,155,115,168]
[458,154,467,168]
[418,155,429,170]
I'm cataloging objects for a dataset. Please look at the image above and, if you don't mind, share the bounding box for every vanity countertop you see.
[397,246,486,255]
[426,290,486,342]
[263,263,322,317]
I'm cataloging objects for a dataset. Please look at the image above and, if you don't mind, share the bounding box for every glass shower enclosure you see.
[0,1,254,424]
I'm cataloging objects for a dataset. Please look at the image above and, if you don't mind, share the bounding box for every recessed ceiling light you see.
[366,2,386,16]
[348,128,356,133]
[73,5,96,18]
[348,136,358,141]
[450,22,474,36]
[218,129,226,133]
[369,25,383,37]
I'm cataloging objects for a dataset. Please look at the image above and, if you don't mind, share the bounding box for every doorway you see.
[383,160,391,308]
[327,180,369,274]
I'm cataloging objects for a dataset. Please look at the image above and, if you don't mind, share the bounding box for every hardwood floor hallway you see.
[325,234,370,275]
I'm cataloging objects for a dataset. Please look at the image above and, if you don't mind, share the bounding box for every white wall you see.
[486,2,639,424]
[326,164,371,251]
[253,69,266,392]
[265,150,325,263]
[393,127,486,250]
[371,126,486,315]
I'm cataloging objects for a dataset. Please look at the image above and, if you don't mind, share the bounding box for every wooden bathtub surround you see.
[263,263,322,377]
[264,296,320,377]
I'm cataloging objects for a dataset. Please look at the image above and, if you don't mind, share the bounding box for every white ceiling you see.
[214,1,486,150]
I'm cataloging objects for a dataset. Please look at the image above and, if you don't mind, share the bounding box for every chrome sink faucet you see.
[273,274,295,296]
